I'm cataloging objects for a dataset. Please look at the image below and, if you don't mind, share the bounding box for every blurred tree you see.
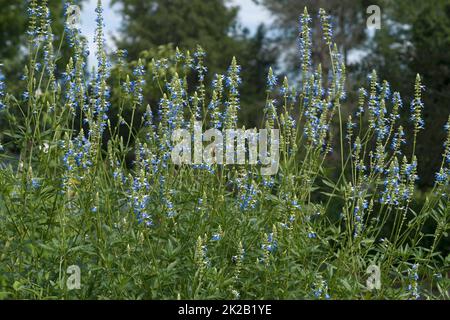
[254,0,371,77]
[111,0,277,126]
[0,0,86,92]
[0,1,26,63]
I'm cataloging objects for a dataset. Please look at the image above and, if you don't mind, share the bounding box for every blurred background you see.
[0,0,449,189]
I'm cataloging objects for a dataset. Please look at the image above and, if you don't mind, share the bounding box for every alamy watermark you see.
[366,5,381,30]
[366,265,381,290]
[171,122,280,175]
[66,265,81,290]
[66,5,81,30]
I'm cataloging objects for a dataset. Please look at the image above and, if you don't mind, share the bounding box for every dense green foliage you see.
[0,2,449,300]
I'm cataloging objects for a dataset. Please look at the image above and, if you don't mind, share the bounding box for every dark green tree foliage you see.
[0,0,32,88]
[0,1,27,62]
[112,0,238,67]
[111,0,277,126]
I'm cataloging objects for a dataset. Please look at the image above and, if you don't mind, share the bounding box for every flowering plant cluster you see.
[0,2,448,299]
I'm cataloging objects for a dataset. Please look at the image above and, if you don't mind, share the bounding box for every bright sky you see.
[80,0,272,67]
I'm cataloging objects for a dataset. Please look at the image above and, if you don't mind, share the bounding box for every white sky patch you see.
[348,49,369,65]
[229,0,273,33]
[80,0,121,68]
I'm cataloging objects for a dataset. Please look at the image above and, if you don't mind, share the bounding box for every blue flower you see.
[238,180,258,211]
[261,232,278,253]
[308,231,317,239]
[31,178,41,189]
[435,170,447,184]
